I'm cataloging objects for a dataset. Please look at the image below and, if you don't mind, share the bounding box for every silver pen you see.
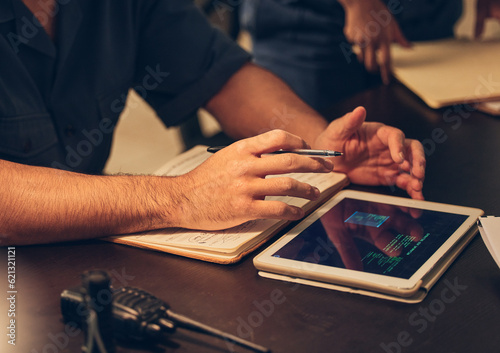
[207,146,343,157]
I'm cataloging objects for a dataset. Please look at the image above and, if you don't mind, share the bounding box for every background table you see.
[2,82,500,353]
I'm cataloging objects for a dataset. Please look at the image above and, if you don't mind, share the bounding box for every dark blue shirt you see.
[243,0,463,43]
[0,0,250,173]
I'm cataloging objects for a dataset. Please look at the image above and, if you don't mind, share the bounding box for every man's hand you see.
[173,130,335,230]
[313,107,426,200]
[475,0,500,38]
[339,0,411,84]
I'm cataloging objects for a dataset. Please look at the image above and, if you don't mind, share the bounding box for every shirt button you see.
[65,125,76,137]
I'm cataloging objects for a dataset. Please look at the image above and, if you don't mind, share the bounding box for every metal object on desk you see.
[61,273,270,353]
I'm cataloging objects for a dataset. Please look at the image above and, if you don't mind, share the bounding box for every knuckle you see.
[279,177,296,192]
[232,139,249,154]
[229,160,252,177]
[266,129,289,146]
[281,154,296,169]
[230,196,251,215]
[272,203,290,218]
[231,179,247,191]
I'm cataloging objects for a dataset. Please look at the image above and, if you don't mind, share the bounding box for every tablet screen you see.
[271,198,469,279]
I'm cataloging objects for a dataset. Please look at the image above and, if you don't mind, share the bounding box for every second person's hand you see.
[339,0,411,84]
[313,106,426,200]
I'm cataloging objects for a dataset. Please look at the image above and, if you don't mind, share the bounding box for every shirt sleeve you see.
[135,0,251,127]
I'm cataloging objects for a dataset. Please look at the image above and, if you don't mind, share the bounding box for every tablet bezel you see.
[254,190,483,296]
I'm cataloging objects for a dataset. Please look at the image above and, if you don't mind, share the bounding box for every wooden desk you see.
[2,83,500,353]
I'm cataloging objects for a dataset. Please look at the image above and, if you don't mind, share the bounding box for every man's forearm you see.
[0,160,183,245]
[1,129,338,245]
[205,63,329,146]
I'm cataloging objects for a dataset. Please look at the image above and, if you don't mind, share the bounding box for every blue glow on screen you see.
[345,211,389,228]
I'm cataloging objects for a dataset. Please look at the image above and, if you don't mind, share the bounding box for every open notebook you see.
[391,38,500,112]
[105,146,349,264]
[390,2,500,114]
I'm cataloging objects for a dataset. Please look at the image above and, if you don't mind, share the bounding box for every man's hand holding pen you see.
[173,130,334,231]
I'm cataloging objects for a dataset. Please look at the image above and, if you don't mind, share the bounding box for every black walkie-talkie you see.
[61,277,270,353]
[78,270,115,353]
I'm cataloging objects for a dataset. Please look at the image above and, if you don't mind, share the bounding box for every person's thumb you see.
[326,106,366,141]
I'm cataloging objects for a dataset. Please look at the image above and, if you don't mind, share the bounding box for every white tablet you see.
[254,190,483,301]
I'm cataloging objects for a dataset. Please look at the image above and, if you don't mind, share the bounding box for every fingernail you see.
[399,152,405,163]
[323,159,334,170]
[295,208,305,219]
[314,187,321,198]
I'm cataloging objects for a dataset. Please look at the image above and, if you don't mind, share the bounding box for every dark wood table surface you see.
[2,82,500,353]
